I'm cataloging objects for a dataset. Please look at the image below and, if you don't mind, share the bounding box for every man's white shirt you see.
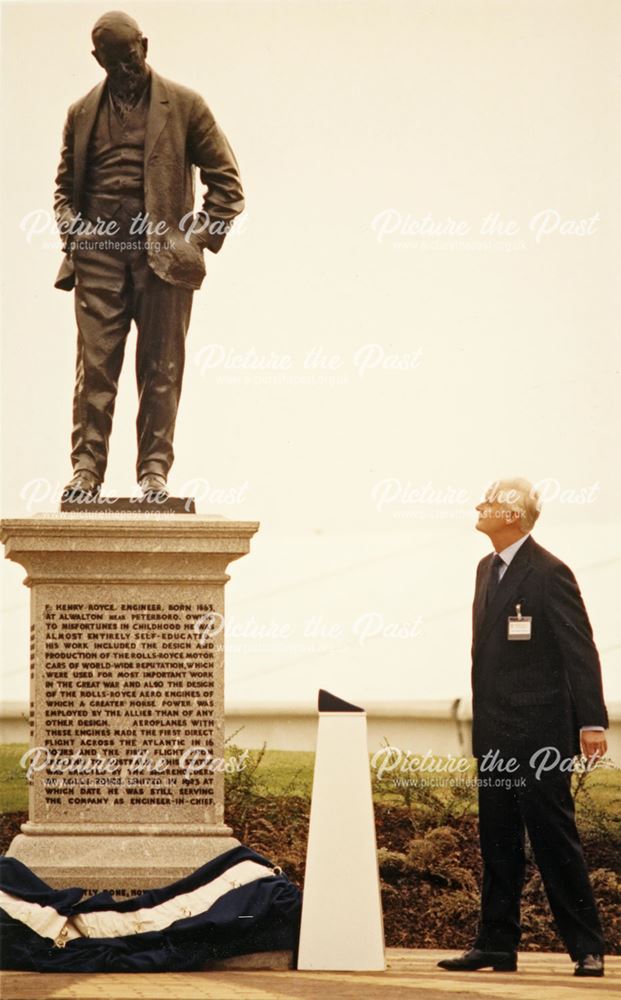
[495,533,530,580]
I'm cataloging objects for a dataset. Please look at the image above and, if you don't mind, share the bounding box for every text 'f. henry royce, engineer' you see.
[54,11,244,501]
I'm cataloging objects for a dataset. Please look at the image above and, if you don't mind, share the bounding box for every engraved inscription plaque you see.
[37,592,221,825]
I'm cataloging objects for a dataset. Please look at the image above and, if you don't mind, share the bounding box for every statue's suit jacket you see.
[471,535,608,760]
[53,69,244,292]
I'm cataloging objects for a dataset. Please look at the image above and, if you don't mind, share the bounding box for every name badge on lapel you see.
[508,603,532,641]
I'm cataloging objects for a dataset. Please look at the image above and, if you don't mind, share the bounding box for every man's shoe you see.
[574,954,604,977]
[437,948,517,972]
[61,469,101,502]
[138,473,169,501]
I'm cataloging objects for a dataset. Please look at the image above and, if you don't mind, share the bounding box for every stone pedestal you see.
[0,513,258,893]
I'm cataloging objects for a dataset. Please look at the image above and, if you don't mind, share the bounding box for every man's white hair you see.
[486,477,542,533]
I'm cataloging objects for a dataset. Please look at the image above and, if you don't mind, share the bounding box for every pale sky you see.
[1,0,620,708]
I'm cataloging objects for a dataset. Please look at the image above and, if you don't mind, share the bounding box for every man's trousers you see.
[71,241,193,482]
[474,765,605,959]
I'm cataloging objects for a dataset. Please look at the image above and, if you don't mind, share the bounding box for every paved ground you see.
[1,950,619,1000]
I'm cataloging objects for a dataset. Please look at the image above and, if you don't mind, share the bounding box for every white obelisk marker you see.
[297,690,385,970]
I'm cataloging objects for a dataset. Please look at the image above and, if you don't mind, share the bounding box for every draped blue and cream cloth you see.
[0,845,301,971]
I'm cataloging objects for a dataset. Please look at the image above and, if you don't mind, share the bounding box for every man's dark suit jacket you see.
[53,68,244,292]
[471,535,608,760]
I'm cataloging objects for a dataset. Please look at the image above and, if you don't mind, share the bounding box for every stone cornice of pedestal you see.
[0,515,260,585]
[20,822,234,837]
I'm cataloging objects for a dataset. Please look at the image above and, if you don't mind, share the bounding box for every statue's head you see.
[91,11,148,90]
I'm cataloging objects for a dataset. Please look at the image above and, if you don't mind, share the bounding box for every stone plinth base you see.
[7,831,240,893]
[1,513,259,895]
[59,497,196,514]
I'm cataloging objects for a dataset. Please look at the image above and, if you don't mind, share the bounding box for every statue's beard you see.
[108,62,148,99]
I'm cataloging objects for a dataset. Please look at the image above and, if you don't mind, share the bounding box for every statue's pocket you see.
[167,232,206,284]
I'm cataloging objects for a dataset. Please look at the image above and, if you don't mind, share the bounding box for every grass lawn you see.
[0,744,31,813]
[3,742,620,817]
[0,744,318,812]
[228,746,316,796]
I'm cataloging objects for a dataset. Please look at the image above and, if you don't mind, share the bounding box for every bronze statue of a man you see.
[54,11,244,500]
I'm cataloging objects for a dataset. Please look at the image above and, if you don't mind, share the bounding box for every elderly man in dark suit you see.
[438,478,608,977]
[54,11,244,500]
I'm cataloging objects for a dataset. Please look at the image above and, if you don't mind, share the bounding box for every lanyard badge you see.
[507,602,532,640]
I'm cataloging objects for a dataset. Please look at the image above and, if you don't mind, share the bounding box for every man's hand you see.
[580,729,608,760]
[185,212,230,254]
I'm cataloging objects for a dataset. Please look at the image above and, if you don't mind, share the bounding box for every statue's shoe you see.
[574,954,604,977]
[138,473,169,500]
[61,469,101,502]
[437,948,517,972]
